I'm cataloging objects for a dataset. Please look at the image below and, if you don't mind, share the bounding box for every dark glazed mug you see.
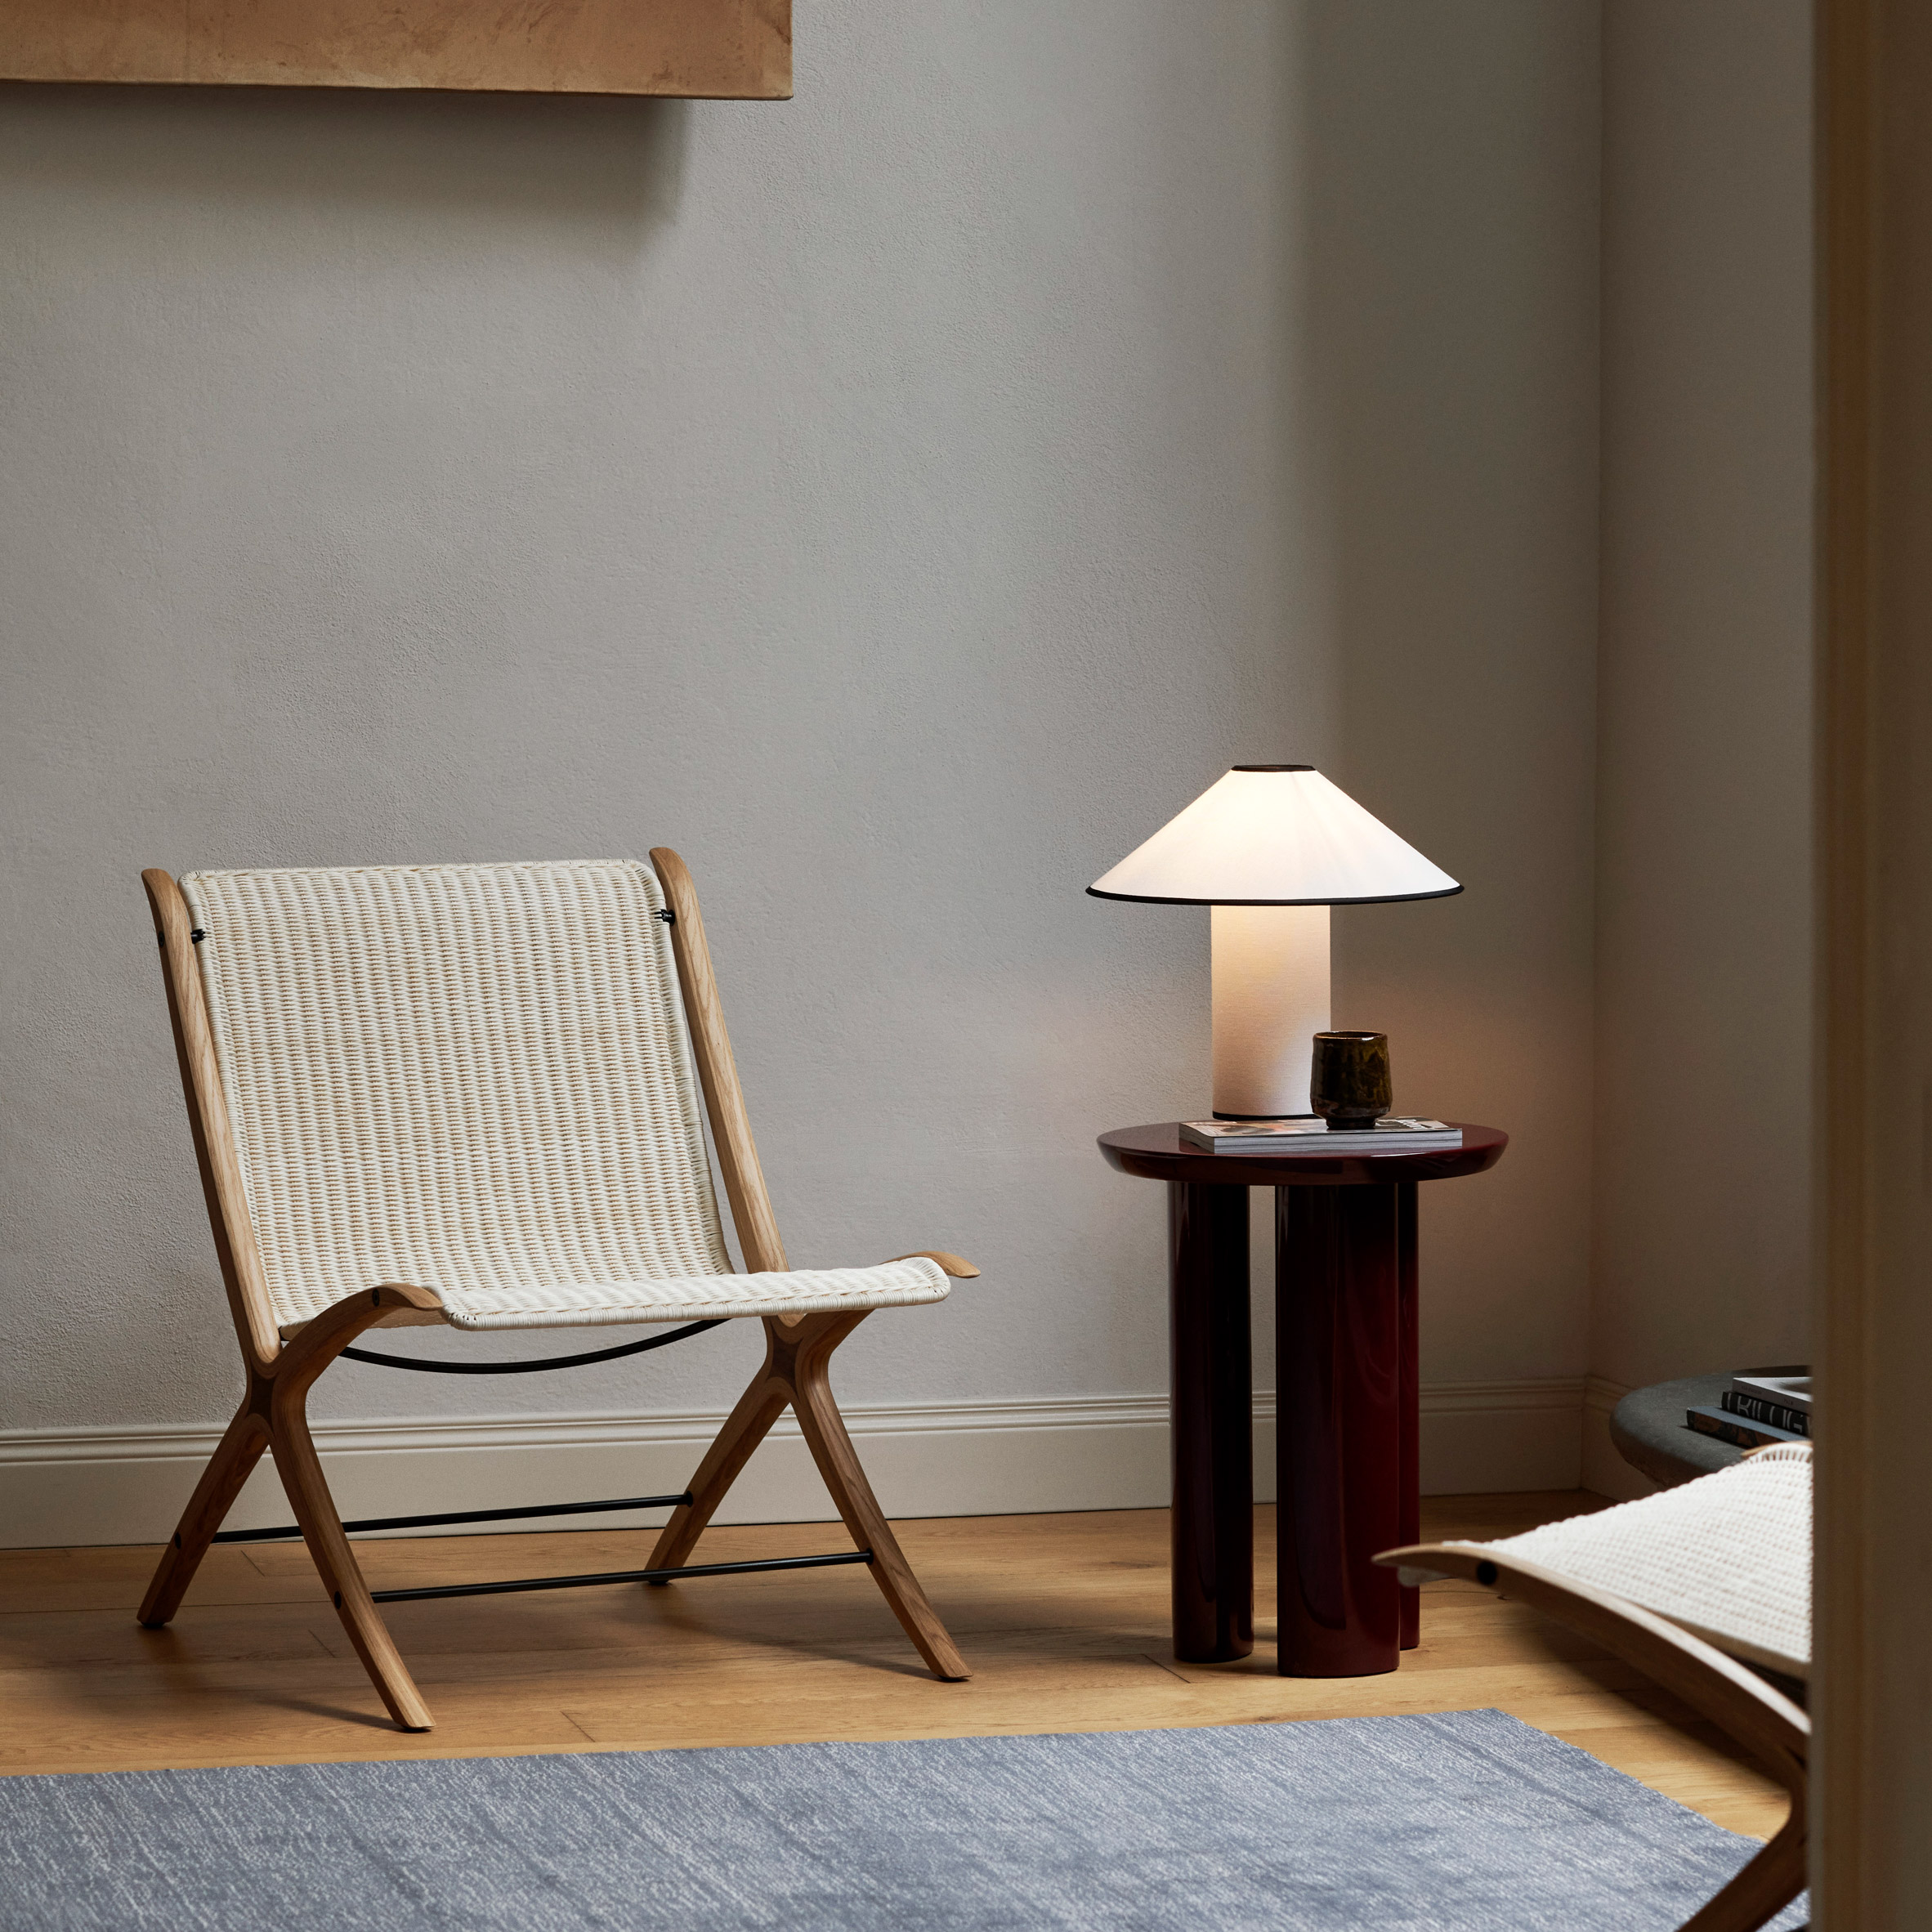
[1310,1031,1392,1128]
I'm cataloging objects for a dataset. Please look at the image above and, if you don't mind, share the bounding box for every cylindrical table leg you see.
[1167,1180,1253,1662]
[1276,1183,1402,1676]
[1398,1181,1420,1650]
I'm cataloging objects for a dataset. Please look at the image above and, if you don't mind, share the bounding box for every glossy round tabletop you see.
[1098,1120,1507,1188]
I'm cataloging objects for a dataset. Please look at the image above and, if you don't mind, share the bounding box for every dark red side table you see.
[1098,1122,1507,1677]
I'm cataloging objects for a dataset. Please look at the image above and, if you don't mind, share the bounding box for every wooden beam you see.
[1817,0,1932,1923]
[0,1,791,98]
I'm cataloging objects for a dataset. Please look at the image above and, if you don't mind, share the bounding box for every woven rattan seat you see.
[1447,1442,1811,1678]
[1380,1447,1812,1931]
[137,852,977,1732]
[281,1261,949,1335]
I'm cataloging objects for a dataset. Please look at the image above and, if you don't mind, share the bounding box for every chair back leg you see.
[1677,1805,1807,1932]
[137,1399,271,1628]
[646,1363,792,1576]
[647,1310,968,1682]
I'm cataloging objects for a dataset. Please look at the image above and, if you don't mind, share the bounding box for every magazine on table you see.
[1180,1116,1462,1155]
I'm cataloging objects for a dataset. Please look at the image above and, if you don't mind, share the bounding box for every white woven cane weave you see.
[1451,1443,1812,1676]
[179,861,950,1333]
[427,1261,951,1331]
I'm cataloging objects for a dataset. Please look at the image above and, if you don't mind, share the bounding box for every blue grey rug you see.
[2,1710,1805,1930]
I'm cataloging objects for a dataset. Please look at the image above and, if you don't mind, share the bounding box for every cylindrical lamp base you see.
[1210,904,1331,1117]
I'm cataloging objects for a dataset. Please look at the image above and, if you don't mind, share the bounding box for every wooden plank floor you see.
[0,1492,1788,1840]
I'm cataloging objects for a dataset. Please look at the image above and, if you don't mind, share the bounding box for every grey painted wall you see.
[1307,6,1599,1389]
[1594,0,1814,1390]
[2,4,1600,1456]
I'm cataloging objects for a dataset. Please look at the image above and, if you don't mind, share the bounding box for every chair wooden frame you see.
[136,848,974,1731]
[1376,1541,1809,1932]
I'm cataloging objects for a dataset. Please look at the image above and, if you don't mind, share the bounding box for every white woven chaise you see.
[137,855,977,1731]
[1377,1444,1812,1932]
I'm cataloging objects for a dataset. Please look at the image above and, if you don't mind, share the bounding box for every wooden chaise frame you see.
[136,850,975,1731]
[1376,1541,1808,1932]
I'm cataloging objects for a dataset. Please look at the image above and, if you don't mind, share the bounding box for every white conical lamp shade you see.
[1089,767,1459,1117]
[1087,766,1460,905]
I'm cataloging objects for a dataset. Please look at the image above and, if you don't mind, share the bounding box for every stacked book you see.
[1686,1369,1810,1451]
[1179,1117,1463,1155]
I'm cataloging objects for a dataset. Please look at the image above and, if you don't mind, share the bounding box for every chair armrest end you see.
[889,1250,981,1279]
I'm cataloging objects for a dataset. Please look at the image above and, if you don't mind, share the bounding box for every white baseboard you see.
[0,1378,1591,1549]
[0,1397,1174,1551]
[1581,1374,1657,1500]
[1415,1378,1583,1494]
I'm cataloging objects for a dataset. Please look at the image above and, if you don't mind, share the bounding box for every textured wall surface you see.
[1,3,1600,1456]
[1304,5,1600,1387]
[1594,0,1814,1389]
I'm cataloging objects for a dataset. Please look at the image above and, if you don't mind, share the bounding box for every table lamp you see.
[1088,765,1460,1119]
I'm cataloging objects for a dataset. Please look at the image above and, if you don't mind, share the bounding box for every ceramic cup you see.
[1310,1031,1392,1128]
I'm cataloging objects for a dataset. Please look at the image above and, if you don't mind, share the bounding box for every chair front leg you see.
[269,1383,434,1733]
[1678,1805,1807,1932]
[779,1312,970,1682]
[261,1284,443,1733]
[137,1393,271,1628]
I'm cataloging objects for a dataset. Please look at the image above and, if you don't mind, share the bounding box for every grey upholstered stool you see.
[1610,1372,1746,1488]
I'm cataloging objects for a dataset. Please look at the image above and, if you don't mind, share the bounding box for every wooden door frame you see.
[1815,1,1932,1921]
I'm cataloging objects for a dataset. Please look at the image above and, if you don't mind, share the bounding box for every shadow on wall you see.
[1284,3,1601,1385]
[0,80,690,238]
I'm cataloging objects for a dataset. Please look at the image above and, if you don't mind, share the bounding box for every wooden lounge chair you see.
[1380,1442,1810,1932]
[136,855,977,1731]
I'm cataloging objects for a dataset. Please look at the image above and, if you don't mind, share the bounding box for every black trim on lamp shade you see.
[1085,883,1465,907]
[1229,763,1316,772]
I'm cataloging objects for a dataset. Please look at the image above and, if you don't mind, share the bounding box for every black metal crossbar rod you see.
[371,1550,874,1604]
[212,1493,695,1545]
[341,1317,727,1375]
